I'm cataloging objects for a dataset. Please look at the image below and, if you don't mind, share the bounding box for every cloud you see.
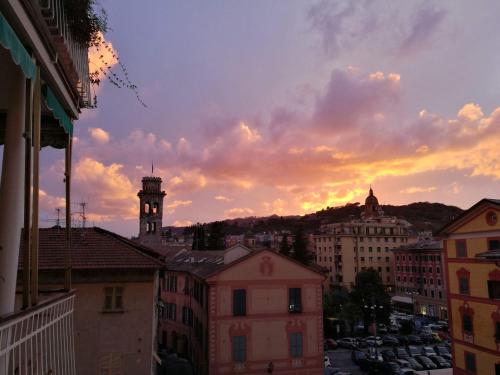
[399,4,447,56]
[88,127,110,143]
[166,200,193,213]
[172,220,193,227]
[224,207,254,219]
[88,32,119,82]
[313,69,401,132]
[214,195,233,202]
[400,186,437,194]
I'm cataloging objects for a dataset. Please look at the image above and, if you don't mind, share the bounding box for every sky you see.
[36,0,500,237]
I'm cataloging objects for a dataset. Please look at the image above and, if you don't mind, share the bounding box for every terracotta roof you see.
[165,250,226,279]
[19,227,164,270]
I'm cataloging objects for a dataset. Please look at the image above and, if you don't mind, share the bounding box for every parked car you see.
[429,355,451,369]
[407,346,420,357]
[351,350,370,371]
[395,335,409,346]
[407,335,422,345]
[395,347,410,360]
[325,339,338,350]
[434,345,452,361]
[389,324,400,333]
[381,349,396,362]
[406,357,424,371]
[365,336,383,347]
[380,361,402,375]
[325,356,332,368]
[382,335,399,347]
[338,338,357,349]
[421,346,437,356]
[356,338,368,348]
[415,355,438,370]
[394,359,411,369]
[378,324,388,334]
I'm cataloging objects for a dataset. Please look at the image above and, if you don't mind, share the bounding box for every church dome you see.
[365,187,379,206]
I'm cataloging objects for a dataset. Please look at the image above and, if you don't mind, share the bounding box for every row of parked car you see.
[351,344,452,374]
[330,331,445,350]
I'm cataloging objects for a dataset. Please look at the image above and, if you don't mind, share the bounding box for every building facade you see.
[19,227,163,375]
[161,247,325,375]
[138,176,167,248]
[314,188,410,290]
[392,240,448,319]
[438,199,500,375]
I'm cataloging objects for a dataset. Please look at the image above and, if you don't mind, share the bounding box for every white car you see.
[324,355,332,368]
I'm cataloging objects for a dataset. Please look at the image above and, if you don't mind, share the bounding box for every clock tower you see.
[138,176,166,248]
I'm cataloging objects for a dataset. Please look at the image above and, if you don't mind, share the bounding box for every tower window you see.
[152,202,159,214]
[144,202,151,214]
[146,222,151,233]
[152,222,157,233]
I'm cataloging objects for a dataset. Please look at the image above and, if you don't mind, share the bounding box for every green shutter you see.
[42,86,73,136]
[0,11,36,79]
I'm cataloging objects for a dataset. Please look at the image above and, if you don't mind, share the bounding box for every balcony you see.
[0,291,76,375]
[37,0,92,107]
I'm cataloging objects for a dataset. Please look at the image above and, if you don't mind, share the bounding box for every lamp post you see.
[406,290,419,332]
[364,301,384,359]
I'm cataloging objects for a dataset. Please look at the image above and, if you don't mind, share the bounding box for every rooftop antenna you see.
[151,161,154,176]
[79,201,87,228]
[55,208,62,227]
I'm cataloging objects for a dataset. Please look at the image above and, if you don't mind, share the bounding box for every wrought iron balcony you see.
[0,291,76,375]
[38,0,93,107]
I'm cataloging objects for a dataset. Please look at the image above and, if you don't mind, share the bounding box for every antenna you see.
[55,208,61,227]
[151,161,154,176]
[79,201,87,228]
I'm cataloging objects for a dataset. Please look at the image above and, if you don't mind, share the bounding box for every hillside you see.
[217,201,463,235]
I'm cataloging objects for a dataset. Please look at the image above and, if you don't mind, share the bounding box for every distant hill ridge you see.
[214,202,464,235]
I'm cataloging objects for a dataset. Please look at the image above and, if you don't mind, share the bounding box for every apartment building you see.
[392,240,448,319]
[161,246,325,375]
[314,188,410,290]
[438,198,500,375]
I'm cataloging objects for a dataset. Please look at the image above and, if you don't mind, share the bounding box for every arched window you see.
[152,222,157,233]
[152,202,159,214]
[146,222,151,233]
[144,202,151,214]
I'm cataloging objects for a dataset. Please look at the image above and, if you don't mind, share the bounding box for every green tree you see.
[291,226,313,265]
[191,223,206,250]
[207,221,226,250]
[279,233,291,256]
[349,269,392,333]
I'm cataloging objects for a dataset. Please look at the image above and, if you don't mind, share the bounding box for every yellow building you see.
[438,199,500,375]
[314,188,410,290]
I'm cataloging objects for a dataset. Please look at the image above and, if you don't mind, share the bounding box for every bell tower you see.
[138,176,166,247]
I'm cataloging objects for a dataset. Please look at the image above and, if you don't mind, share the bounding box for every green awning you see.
[42,86,73,135]
[0,11,36,79]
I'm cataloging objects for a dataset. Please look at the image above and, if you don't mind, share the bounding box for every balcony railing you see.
[0,292,76,375]
[38,0,93,107]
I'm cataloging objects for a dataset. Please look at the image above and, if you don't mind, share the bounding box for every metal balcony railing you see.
[0,292,76,375]
[38,0,93,108]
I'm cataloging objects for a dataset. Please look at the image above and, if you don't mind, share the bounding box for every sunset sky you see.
[39,0,500,237]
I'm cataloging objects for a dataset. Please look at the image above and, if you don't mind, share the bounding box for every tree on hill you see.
[349,269,391,333]
[191,223,206,250]
[291,226,313,266]
[207,221,226,250]
[279,233,291,256]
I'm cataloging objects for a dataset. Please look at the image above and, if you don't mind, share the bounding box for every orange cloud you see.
[88,127,110,143]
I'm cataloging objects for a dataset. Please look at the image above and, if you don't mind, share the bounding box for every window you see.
[103,287,123,311]
[438,291,442,299]
[386,267,390,272]
[232,336,246,362]
[431,290,435,298]
[429,267,433,273]
[290,332,303,358]
[430,278,434,285]
[182,306,193,326]
[489,239,500,251]
[437,279,441,286]
[377,247,381,253]
[488,281,500,299]
[456,240,467,257]
[167,303,177,321]
[465,352,476,373]
[184,276,190,295]
[152,202,159,214]
[385,257,390,262]
[152,221,156,233]
[459,277,470,295]
[463,314,473,333]
[289,288,302,313]
[144,202,151,214]
[166,275,178,292]
[437,267,441,274]
[369,247,373,252]
[360,257,365,262]
[233,289,246,316]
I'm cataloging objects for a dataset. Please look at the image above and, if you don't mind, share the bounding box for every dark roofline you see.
[436,199,500,235]
[92,227,165,267]
[204,248,326,280]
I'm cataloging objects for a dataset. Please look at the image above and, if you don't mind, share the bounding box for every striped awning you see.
[43,86,73,136]
[0,11,36,79]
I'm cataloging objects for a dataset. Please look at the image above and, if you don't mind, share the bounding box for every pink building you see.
[161,245,325,375]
